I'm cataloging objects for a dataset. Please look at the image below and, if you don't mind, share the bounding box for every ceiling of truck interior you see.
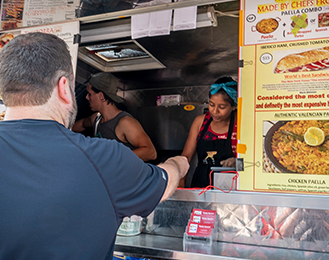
[77,0,240,91]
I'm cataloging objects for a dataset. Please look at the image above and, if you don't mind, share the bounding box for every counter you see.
[114,189,329,260]
[169,189,329,210]
[114,234,241,259]
[114,233,329,260]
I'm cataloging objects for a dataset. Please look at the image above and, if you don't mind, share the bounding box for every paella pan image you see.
[263,120,329,175]
[256,18,279,34]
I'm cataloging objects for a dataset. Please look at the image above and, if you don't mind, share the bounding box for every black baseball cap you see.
[88,72,123,103]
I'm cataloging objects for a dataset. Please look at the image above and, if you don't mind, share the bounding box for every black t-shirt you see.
[0,119,167,260]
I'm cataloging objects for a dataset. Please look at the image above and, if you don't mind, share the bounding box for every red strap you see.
[177,171,239,195]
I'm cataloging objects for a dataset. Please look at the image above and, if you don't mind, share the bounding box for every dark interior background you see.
[74,0,240,185]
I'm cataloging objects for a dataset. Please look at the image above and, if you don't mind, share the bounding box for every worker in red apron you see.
[180,76,237,188]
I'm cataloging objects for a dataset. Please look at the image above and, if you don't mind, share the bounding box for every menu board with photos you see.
[238,0,329,194]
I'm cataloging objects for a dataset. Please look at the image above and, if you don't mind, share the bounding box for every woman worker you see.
[180,76,238,188]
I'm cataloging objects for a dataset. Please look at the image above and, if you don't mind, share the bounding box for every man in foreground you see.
[72,72,156,162]
[0,32,189,260]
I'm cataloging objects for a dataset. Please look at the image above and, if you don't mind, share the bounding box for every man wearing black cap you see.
[72,72,157,162]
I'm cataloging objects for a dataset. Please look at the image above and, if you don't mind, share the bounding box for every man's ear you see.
[57,76,71,104]
[98,91,106,102]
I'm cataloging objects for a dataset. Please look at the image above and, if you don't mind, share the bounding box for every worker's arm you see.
[157,156,189,202]
[181,115,204,162]
[117,116,157,162]
[178,115,204,187]
[72,113,98,133]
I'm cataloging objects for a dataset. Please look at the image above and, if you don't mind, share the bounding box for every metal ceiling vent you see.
[78,39,166,72]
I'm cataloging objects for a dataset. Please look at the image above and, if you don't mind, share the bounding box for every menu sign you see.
[0,20,79,72]
[244,0,329,45]
[0,0,24,30]
[23,0,79,27]
[239,0,329,194]
[0,0,79,30]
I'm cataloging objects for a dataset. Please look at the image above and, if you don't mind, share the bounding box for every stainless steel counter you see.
[114,234,243,260]
[114,234,329,260]
[170,189,329,210]
[114,190,329,260]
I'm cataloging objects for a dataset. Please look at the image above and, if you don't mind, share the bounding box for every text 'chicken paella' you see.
[271,120,329,175]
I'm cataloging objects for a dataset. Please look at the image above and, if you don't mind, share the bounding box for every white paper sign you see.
[131,13,150,39]
[173,6,197,31]
[149,10,172,36]
[23,0,80,28]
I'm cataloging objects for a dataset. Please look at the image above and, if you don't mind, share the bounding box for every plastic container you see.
[183,240,213,254]
[183,222,215,245]
[117,215,142,236]
[156,94,181,106]
[183,208,219,250]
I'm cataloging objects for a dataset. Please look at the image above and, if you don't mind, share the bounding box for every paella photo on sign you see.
[263,120,329,175]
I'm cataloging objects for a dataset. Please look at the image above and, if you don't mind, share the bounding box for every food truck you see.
[1,0,329,259]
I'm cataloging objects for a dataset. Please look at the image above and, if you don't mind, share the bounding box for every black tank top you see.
[93,111,136,150]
